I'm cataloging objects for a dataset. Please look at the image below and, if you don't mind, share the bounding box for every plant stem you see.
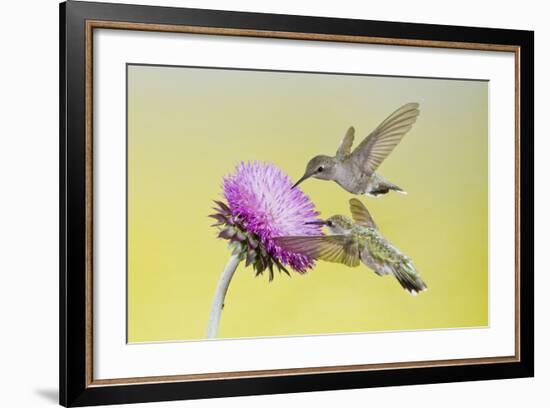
[206,253,241,339]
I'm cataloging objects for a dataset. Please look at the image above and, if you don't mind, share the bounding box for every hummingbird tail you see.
[392,185,407,195]
[392,261,427,295]
[367,182,406,197]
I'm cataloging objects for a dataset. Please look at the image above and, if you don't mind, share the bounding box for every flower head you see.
[211,161,322,279]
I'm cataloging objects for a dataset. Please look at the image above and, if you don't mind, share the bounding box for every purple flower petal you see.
[223,162,322,272]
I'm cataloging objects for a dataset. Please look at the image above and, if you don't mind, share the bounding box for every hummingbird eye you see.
[317,166,324,172]
[326,220,333,227]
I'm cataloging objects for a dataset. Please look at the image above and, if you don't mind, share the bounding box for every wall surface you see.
[0,0,545,407]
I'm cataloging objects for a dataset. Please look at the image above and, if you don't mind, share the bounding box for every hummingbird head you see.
[306,215,354,235]
[292,155,337,189]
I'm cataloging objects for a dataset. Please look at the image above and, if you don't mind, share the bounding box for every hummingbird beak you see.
[305,220,327,226]
[291,174,311,189]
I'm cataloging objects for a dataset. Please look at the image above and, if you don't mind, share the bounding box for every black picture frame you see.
[60,1,534,406]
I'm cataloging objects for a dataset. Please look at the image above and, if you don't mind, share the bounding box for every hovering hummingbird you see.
[275,198,427,294]
[292,103,420,197]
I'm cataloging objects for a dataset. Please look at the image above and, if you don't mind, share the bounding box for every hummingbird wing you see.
[351,103,420,174]
[274,235,360,267]
[335,126,355,158]
[349,198,377,229]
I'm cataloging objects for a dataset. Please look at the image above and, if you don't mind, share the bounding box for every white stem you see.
[206,254,241,339]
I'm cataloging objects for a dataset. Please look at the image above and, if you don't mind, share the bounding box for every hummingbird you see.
[274,198,427,294]
[292,103,420,197]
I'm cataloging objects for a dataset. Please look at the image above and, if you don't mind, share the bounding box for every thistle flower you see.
[214,161,322,277]
[207,162,322,338]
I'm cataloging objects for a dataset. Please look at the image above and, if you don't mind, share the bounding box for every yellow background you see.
[127,64,488,342]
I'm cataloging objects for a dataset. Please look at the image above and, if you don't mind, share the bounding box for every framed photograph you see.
[60,1,534,406]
